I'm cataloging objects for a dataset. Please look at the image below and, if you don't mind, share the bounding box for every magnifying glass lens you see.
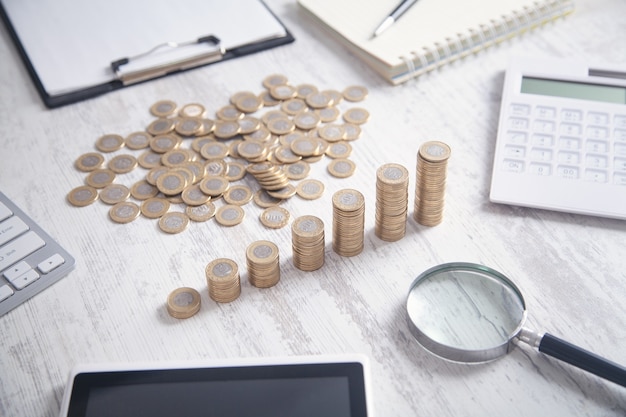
[406,264,526,362]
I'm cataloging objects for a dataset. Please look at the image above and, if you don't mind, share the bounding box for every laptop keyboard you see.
[0,191,75,316]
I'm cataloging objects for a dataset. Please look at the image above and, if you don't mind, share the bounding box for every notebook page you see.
[2,0,287,95]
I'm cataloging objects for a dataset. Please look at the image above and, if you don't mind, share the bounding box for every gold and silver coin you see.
[156,171,187,195]
[343,107,370,125]
[158,211,189,234]
[175,118,204,136]
[205,258,241,303]
[125,131,152,150]
[375,163,409,242]
[262,74,288,89]
[131,180,159,200]
[291,215,325,271]
[414,141,451,227]
[75,152,105,172]
[199,175,230,197]
[137,151,163,169]
[150,100,177,118]
[140,197,170,219]
[223,185,253,205]
[332,189,365,257]
[179,103,205,118]
[107,154,138,174]
[67,185,98,207]
[150,134,180,153]
[95,134,125,152]
[327,158,356,178]
[325,141,352,159]
[215,204,245,226]
[295,179,324,200]
[259,206,290,229]
[266,184,296,199]
[185,201,216,222]
[253,190,282,208]
[283,160,310,180]
[181,184,210,206]
[85,169,116,188]
[146,118,175,136]
[342,85,369,102]
[246,240,280,288]
[166,287,201,319]
[109,201,140,224]
[99,183,131,205]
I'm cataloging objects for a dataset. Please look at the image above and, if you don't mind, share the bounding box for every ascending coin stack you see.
[205,258,241,303]
[414,141,452,227]
[166,287,201,319]
[246,240,280,288]
[332,189,365,257]
[291,215,325,271]
[375,163,409,241]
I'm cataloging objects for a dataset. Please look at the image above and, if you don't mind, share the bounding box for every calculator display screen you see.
[521,77,626,104]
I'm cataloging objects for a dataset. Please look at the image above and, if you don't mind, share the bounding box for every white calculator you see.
[489,58,626,220]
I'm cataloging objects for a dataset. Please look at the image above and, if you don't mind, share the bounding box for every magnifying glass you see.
[406,262,626,387]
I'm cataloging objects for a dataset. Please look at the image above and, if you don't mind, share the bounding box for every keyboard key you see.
[0,202,11,222]
[530,148,553,162]
[615,174,626,186]
[509,103,530,116]
[585,154,608,169]
[504,146,525,158]
[557,151,580,165]
[556,166,579,179]
[0,231,46,271]
[586,140,609,153]
[560,123,582,136]
[584,169,608,183]
[0,216,29,246]
[0,285,13,302]
[529,163,551,176]
[535,106,556,118]
[508,117,529,130]
[38,254,65,274]
[586,126,609,140]
[615,114,626,128]
[614,158,626,173]
[9,269,40,290]
[561,109,582,122]
[533,120,555,133]
[588,112,609,125]
[532,134,554,147]
[501,160,524,173]
[559,136,581,150]
[3,260,32,282]
[506,131,528,144]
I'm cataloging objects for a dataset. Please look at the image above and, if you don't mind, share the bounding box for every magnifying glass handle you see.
[539,333,626,387]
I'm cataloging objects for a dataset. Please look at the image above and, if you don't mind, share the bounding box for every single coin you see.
[125,131,152,150]
[284,160,310,180]
[166,287,201,319]
[216,104,243,121]
[266,184,297,199]
[131,180,159,200]
[200,141,230,160]
[267,117,295,135]
[199,119,215,135]
[316,106,340,123]
[269,84,297,100]
[95,134,125,152]
[290,137,319,157]
[273,145,301,164]
[146,118,175,136]
[150,134,180,153]
[253,190,283,208]
[199,175,230,197]
[99,184,130,205]
[185,201,216,222]
[259,90,281,106]
[223,185,253,205]
[67,185,98,207]
[108,154,138,174]
[158,212,189,234]
[259,206,290,229]
[322,89,343,105]
[140,197,170,219]
[293,111,321,130]
[204,159,229,177]
[181,184,210,206]
[296,83,318,99]
[318,124,345,142]
[213,120,240,139]
[179,103,205,118]
[191,135,215,153]
[343,123,362,141]
[156,171,187,195]
[75,152,105,172]
[215,204,245,227]
[137,151,163,169]
[343,107,370,125]
[161,149,192,167]
[280,98,308,115]
[225,162,247,181]
[296,179,324,200]
[325,141,352,159]
[342,85,369,102]
[238,116,262,134]
[85,169,116,188]
[305,91,332,109]
[150,100,177,117]
[328,158,356,178]
[418,141,452,163]
[237,141,268,161]
[109,201,140,224]
[262,74,289,89]
[243,126,272,142]
[235,94,264,113]
[175,117,203,136]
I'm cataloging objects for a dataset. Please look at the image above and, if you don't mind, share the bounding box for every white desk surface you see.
[1,0,625,415]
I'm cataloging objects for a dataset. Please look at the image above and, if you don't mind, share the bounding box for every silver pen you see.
[371,0,419,38]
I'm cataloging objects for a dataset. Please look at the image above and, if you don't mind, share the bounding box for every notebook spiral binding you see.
[398,0,575,81]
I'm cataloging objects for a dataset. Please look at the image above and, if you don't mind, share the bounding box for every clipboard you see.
[0,0,294,108]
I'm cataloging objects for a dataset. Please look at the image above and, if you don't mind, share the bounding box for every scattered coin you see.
[179,103,205,118]
[259,206,290,229]
[131,180,159,200]
[223,185,253,205]
[343,107,370,125]
[296,179,324,200]
[342,85,369,102]
[109,201,140,224]
[158,212,189,234]
[95,134,125,152]
[215,204,245,226]
[156,171,187,195]
[327,158,356,178]
[85,169,116,188]
[75,152,105,172]
[125,131,152,150]
[150,100,177,118]
[108,154,138,174]
[185,201,216,222]
[99,183,131,205]
[140,197,170,219]
[166,287,201,319]
[67,185,98,207]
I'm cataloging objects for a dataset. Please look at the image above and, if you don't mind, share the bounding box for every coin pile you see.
[67,74,370,235]
[291,215,325,271]
[375,163,409,241]
[205,258,241,303]
[246,240,280,288]
[166,287,201,319]
[332,189,365,257]
[413,141,451,227]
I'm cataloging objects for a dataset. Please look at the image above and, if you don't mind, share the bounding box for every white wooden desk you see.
[1,0,625,415]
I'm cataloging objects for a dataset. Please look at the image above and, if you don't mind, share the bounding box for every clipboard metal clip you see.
[111,35,225,85]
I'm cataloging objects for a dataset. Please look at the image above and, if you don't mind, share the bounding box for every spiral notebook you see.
[298,0,574,84]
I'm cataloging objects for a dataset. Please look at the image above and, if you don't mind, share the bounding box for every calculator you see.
[489,58,626,220]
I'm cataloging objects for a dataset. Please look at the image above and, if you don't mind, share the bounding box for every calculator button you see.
[3,260,31,281]
[501,160,524,173]
[615,115,626,128]
[530,148,553,162]
[616,143,626,156]
[557,151,580,165]
[588,112,609,125]
[509,103,530,116]
[584,169,608,183]
[558,136,581,150]
[586,140,609,153]
[529,163,551,176]
[556,165,579,180]
[504,146,525,158]
[535,106,556,119]
[508,118,529,130]
[560,123,582,136]
[0,285,13,302]
[614,158,626,173]
[586,126,608,140]
[506,131,528,144]
[531,134,554,147]
[533,120,555,133]
[585,154,608,169]
[561,109,583,122]
[38,254,66,274]
[615,174,626,186]
[9,269,40,290]
[614,129,626,142]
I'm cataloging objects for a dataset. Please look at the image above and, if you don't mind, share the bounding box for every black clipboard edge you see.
[0,1,294,109]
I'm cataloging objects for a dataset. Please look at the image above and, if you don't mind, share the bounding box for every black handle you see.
[539,333,626,387]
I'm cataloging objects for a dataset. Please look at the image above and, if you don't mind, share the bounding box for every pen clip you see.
[111,35,225,85]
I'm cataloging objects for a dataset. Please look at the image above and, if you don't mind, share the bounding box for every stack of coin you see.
[205,258,241,303]
[166,287,201,319]
[246,162,290,191]
[413,141,451,227]
[246,240,280,288]
[332,189,365,257]
[291,215,325,271]
[375,163,409,241]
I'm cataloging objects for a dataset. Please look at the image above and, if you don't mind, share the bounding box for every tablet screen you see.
[65,361,368,417]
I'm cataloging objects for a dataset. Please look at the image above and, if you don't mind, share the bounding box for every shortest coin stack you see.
[166,287,201,319]
[291,215,325,271]
[375,163,409,242]
[205,258,241,303]
[414,141,451,227]
[246,240,280,288]
[332,189,365,257]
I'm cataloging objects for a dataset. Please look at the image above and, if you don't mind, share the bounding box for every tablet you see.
[58,355,372,417]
